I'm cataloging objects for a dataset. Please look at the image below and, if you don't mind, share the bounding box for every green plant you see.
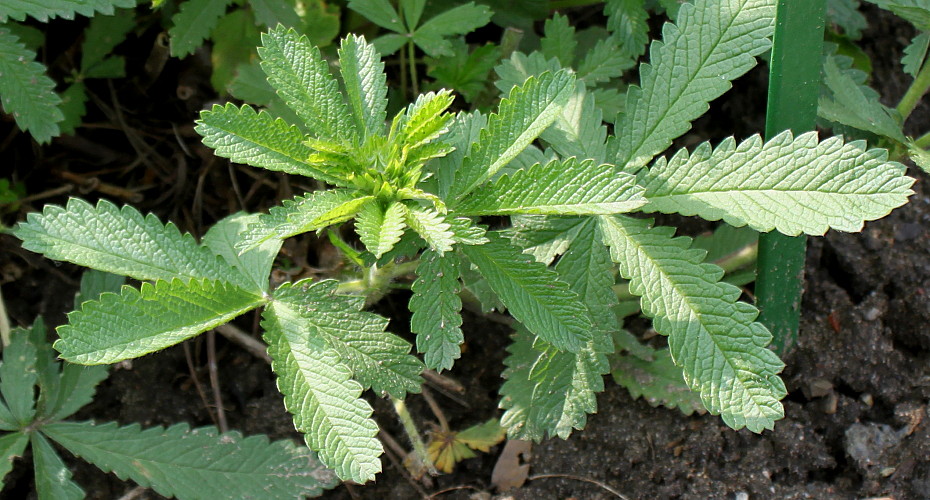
[12,0,916,485]
[0,0,135,142]
[0,271,336,499]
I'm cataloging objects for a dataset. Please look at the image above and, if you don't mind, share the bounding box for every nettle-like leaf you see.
[819,55,906,142]
[236,189,361,252]
[409,250,464,371]
[405,205,456,255]
[639,131,915,236]
[461,231,594,353]
[613,0,775,170]
[0,331,38,427]
[451,70,576,200]
[203,212,282,292]
[827,0,868,39]
[262,288,382,483]
[0,28,63,143]
[456,158,646,216]
[168,0,234,57]
[612,339,706,416]
[31,432,83,499]
[540,14,577,67]
[356,199,407,258]
[599,215,787,432]
[56,278,267,365]
[902,31,930,77]
[339,33,388,139]
[0,0,136,22]
[41,421,337,498]
[604,0,650,59]
[13,198,254,291]
[867,0,930,29]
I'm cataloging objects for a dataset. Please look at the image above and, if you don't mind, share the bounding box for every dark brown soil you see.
[2,4,929,500]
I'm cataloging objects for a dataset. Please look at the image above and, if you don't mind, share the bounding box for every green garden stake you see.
[756,0,827,354]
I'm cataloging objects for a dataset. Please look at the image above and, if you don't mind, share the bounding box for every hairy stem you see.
[0,286,10,347]
[897,58,930,122]
[392,396,436,475]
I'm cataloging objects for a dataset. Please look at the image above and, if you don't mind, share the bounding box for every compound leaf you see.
[347,0,404,33]
[578,35,635,85]
[259,26,356,142]
[0,432,28,484]
[613,0,775,170]
[0,331,37,426]
[639,131,915,236]
[452,70,575,199]
[273,280,423,398]
[31,433,83,500]
[410,250,464,371]
[14,198,252,290]
[0,28,63,143]
[0,0,136,22]
[599,215,786,432]
[262,296,382,483]
[457,158,646,216]
[56,279,266,365]
[413,2,493,57]
[356,199,407,258]
[42,421,337,497]
[339,34,388,139]
[168,0,233,57]
[196,103,351,187]
[461,231,593,352]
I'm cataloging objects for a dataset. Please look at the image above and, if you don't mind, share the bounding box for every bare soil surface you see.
[2,4,929,500]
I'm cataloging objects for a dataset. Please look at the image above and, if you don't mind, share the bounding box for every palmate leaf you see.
[819,56,906,142]
[0,432,29,484]
[168,0,233,57]
[427,41,500,103]
[451,70,576,200]
[196,103,350,187]
[42,421,337,497]
[339,34,388,139]
[0,28,63,143]
[356,199,407,258]
[412,2,493,57]
[30,433,83,500]
[235,189,361,252]
[56,278,266,365]
[262,296,382,483]
[0,331,37,426]
[0,0,136,22]
[457,158,646,216]
[259,26,356,142]
[613,0,775,170]
[639,131,915,236]
[599,215,786,432]
[500,219,617,440]
[461,231,594,353]
[274,280,423,397]
[347,0,405,34]
[410,250,464,371]
[13,198,253,290]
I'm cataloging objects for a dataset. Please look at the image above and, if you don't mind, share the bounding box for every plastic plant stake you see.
[756,0,827,354]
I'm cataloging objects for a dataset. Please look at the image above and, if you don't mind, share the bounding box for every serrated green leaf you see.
[453,70,576,199]
[613,0,775,170]
[168,0,233,57]
[356,199,407,258]
[262,298,382,483]
[250,0,300,28]
[0,432,28,484]
[339,34,388,140]
[458,158,645,216]
[578,35,634,85]
[203,212,282,292]
[74,270,125,309]
[259,26,356,142]
[459,255,506,313]
[410,250,464,371]
[540,14,576,67]
[235,190,360,252]
[867,0,930,29]
[405,205,455,254]
[57,83,87,136]
[14,198,250,289]
[31,432,83,500]
[902,31,930,77]
[210,8,261,93]
[599,214,786,432]
[428,110,487,200]
[80,9,133,75]
[274,280,423,397]
[43,421,337,497]
[401,0,426,28]
[506,215,588,265]
[554,219,619,334]
[820,55,906,142]
[492,51,562,96]
[0,28,63,143]
[908,142,930,173]
[543,84,609,163]
[196,103,350,186]
[41,364,109,423]
[827,0,867,38]
[426,41,500,103]
[0,331,37,426]
[0,0,136,22]
[639,131,915,236]
[447,217,488,246]
[604,0,649,59]
[461,231,593,352]
[348,0,404,33]
[372,33,408,56]
[611,346,706,415]
[399,90,455,149]
[56,278,266,365]
[413,3,493,57]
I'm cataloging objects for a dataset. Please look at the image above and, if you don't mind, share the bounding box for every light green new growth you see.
[639,131,915,235]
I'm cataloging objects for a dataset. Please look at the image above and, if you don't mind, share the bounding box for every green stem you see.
[897,58,930,122]
[335,260,420,304]
[0,286,9,347]
[407,40,419,96]
[392,396,436,475]
[915,130,930,149]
